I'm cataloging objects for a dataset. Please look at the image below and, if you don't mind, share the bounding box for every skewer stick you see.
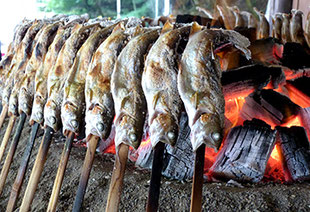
[105,143,129,212]
[47,131,75,212]
[0,104,8,130]
[72,135,100,212]
[19,126,54,212]
[146,142,165,212]
[6,122,39,212]
[190,144,206,212]
[0,113,26,196]
[0,116,16,163]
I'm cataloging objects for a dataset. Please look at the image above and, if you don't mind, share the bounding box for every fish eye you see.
[211,132,221,141]
[129,133,137,142]
[96,122,105,132]
[167,131,175,140]
[50,116,56,125]
[71,120,79,129]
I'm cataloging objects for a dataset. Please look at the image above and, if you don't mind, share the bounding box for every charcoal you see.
[240,89,301,125]
[285,77,310,108]
[299,107,310,139]
[135,113,194,181]
[221,64,284,99]
[281,42,310,69]
[211,119,276,182]
[276,126,310,181]
[283,68,310,80]
[287,77,310,98]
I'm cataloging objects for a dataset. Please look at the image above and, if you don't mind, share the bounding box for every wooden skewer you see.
[190,144,206,212]
[105,143,129,212]
[72,135,100,212]
[0,113,26,196]
[146,142,165,212]
[6,122,39,212]
[0,104,8,130]
[47,131,75,212]
[0,116,16,163]
[19,126,54,212]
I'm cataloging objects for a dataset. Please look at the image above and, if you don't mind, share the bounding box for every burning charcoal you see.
[276,126,310,181]
[283,68,310,81]
[281,42,310,70]
[221,64,285,100]
[287,77,310,99]
[299,107,310,139]
[285,77,310,108]
[210,119,276,182]
[135,113,194,181]
[240,89,301,126]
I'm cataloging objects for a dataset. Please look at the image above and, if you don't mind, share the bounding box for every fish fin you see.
[72,23,83,33]
[189,22,203,38]
[161,21,174,35]
[210,42,215,60]
[152,91,161,110]
[112,22,125,34]
[191,92,199,110]
[132,25,144,37]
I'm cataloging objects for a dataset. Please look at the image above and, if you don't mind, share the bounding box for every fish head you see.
[44,99,60,131]
[61,101,80,136]
[149,112,178,147]
[18,88,32,115]
[30,95,45,125]
[114,113,143,149]
[85,104,113,140]
[2,88,10,106]
[190,113,223,152]
[8,93,18,116]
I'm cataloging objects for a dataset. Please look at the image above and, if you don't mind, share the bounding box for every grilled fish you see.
[61,23,116,136]
[111,27,161,149]
[272,14,282,40]
[241,11,257,29]
[254,8,270,39]
[290,10,306,46]
[44,23,100,131]
[85,22,129,140]
[178,27,251,151]
[142,23,190,148]
[18,22,61,116]
[30,24,75,125]
[282,13,292,43]
[305,12,310,48]
[217,5,235,30]
[232,7,246,28]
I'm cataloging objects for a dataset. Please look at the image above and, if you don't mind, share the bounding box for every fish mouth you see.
[44,99,60,131]
[29,95,45,125]
[61,101,80,135]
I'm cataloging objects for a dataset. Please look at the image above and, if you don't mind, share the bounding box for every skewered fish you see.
[44,23,100,131]
[272,14,282,40]
[85,22,129,139]
[142,23,190,147]
[254,8,270,39]
[178,26,251,151]
[290,10,306,46]
[217,5,235,30]
[111,27,161,149]
[29,24,76,125]
[61,22,116,135]
[231,7,246,28]
[18,22,61,116]
[282,13,292,43]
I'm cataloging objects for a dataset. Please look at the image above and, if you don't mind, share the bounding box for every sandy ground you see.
[0,117,310,212]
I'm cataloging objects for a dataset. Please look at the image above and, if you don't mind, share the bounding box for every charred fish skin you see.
[282,13,292,43]
[290,10,306,46]
[112,28,161,149]
[18,22,62,116]
[44,23,100,131]
[30,24,74,125]
[254,8,270,39]
[178,28,250,152]
[61,23,116,136]
[142,23,191,148]
[85,22,128,140]
[272,14,282,40]
[6,21,46,116]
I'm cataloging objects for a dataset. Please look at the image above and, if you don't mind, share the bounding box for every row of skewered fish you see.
[0,5,308,210]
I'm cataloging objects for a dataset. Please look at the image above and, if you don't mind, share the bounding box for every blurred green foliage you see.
[37,0,268,18]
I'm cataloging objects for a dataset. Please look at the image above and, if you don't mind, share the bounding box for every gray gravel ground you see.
[0,117,310,212]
